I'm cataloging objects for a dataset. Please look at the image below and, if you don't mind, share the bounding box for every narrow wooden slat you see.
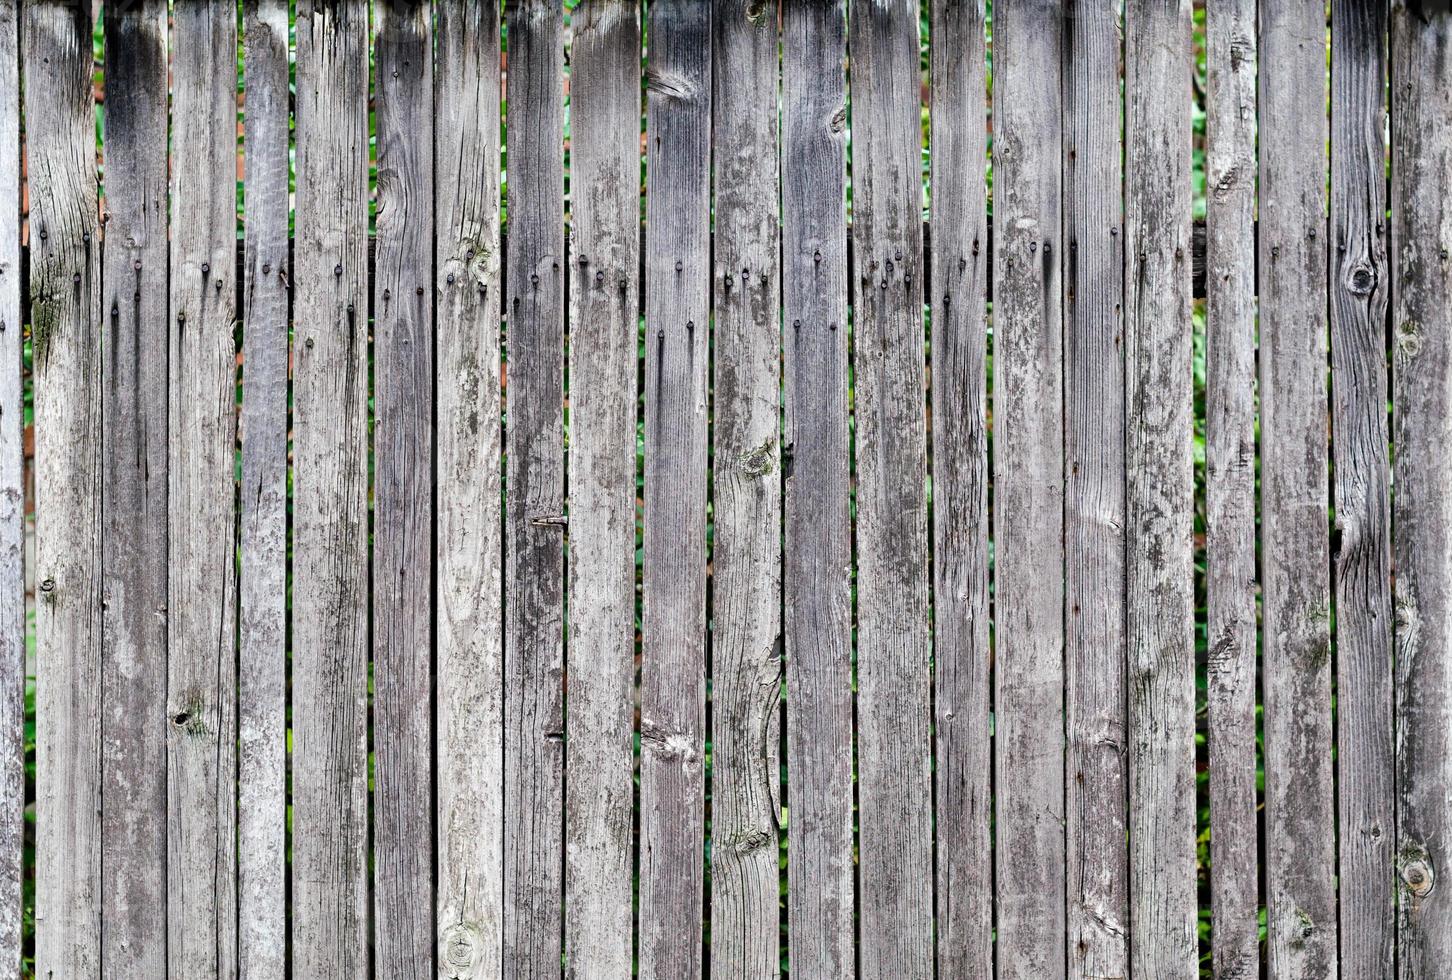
[848,2,931,975]
[1204,1,1260,975]
[0,4,22,974]
[292,4,370,975]
[25,6,103,978]
[992,2,1066,975]
[1391,5,1452,972]
[434,3,505,976]
[781,2,853,974]
[564,2,639,976]
[709,3,781,976]
[1259,1,1337,972]
[98,5,168,977]
[639,1,711,975]
[371,5,434,975]
[1330,3,1395,974]
[503,2,565,974]
[1124,1,1197,973]
[1062,1,1128,974]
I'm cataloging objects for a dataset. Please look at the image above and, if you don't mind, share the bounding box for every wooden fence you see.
[0,0,1448,977]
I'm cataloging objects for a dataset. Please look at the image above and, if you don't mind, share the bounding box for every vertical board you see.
[992,1,1066,975]
[1259,1,1337,973]
[168,7,240,977]
[435,3,506,977]
[1203,0,1260,974]
[1391,4,1452,973]
[565,1,639,976]
[24,5,104,977]
[1062,1,1128,975]
[292,4,371,976]
[709,2,781,977]
[372,5,434,976]
[0,3,21,974]
[1124,1,1197,974]
[848,2,931,976]
[238,2,291,977]
[639,1,711,975]
[99,5,168,977]
[781,2,853,975]
[1330,2,1395,974]
[928,0,991,974]
[503,2,566,975]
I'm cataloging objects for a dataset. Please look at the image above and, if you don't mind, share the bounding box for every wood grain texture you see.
[1124,2,1197,974]
[434,4,505,977]
[1391,5,1452,974]
[292,4,371,976]
[709,3,781,977]
[564,2,639,976]
[992,2,1066,976]
[928,1,991,975]
[372,5,434,976]
[1062,2,1128,975]
[781,3,853,975]
[503,2,565,975]
[638,2,710,975]
[99,5,168,977]
[25,5,104,977]
[238,3,290,977]
[0,4,22,975]
[1331,2,1395,976]
[1203,1,1260,975]
[1259,1,1337,973]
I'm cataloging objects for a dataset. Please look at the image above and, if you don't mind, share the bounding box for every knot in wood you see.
[1402,858,1434,897]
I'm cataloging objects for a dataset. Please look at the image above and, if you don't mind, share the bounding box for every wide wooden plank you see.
[434,4,505,977]
[1124,1,1197,974]
[992,2,1066,976]
[780,2,853,975]
[709,2,780,976]
[1259,1,1337,973]
[0,4,22,975]
[848,3,931,975]
[564,2,639,976]
[638,1,710,975]
[1330,2,1394,975]
[292,4,370,976]
[1203,1,1259,975]
[1062,2,1127,975]
[1391,5,1452,973]
[98,5,168,977]
[503,2,565,975]
[372,5,434,975]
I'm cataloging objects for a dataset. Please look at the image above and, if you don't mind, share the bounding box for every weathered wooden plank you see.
[638,1,710,975]
[372,5,434,976]
[709,3,780,977]
[1391,5,1452,973]
[1062,1,1128,975]
[564,2,639,976]
[1124,1,1197,974]
[97,5,168,977]
[503,2,565,975]
[848,2,931,975]
[0,4,22,975]
[435,3,505,977]
[1330,2,1395,975]
[25,5,103,977]
[1259,1,1337,973]
[781,2,853,975]
[1203,0,1260,975]
[992,2,1067,976]
[168,7,240,976]
[292,3,370,976]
